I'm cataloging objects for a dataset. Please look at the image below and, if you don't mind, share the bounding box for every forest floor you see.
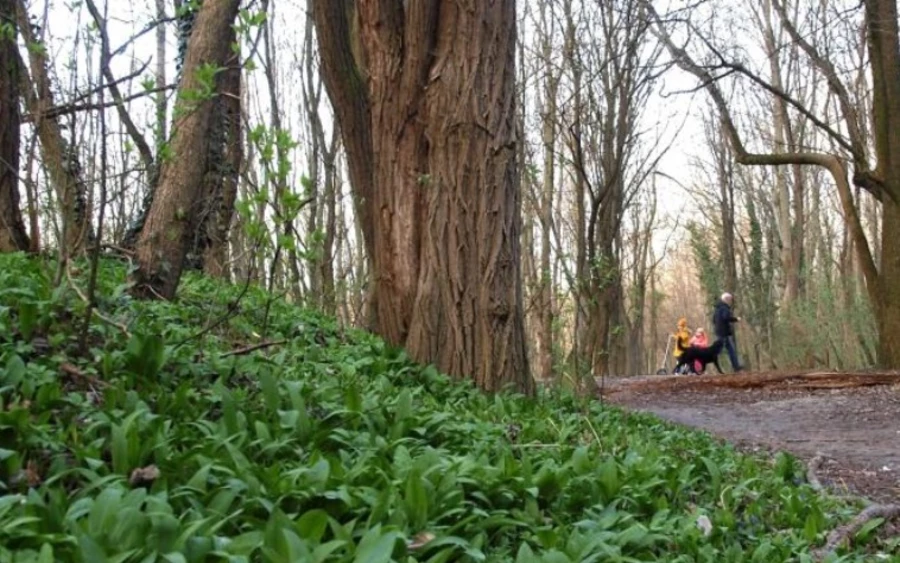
[602,370,900,505]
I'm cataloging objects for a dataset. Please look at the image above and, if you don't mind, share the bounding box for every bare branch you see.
[23,84,175,122]
[83,0,155,175]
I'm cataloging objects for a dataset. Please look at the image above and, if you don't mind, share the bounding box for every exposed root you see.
[807,453,826,492]
[813,504,900,561]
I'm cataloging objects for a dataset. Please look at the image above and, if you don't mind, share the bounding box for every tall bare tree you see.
[535,1,561,382]
[312,1,532,393]
[15,0,91,254]
[566,0,661,376]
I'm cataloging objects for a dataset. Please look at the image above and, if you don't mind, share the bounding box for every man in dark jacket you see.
[713,292,742,372]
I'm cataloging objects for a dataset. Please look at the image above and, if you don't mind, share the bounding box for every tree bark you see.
[0,0,30,252]
[538,2,559,383]
[130,0,241,299]
[154,0,168,148]
[199,46,241,278]
[864,0,900,367]
[313,0,532,394]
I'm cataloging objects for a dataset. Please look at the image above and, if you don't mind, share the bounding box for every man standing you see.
[713,292,743,372]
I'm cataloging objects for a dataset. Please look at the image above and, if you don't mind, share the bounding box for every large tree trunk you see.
[313,0,532,394]
[0,0,30,252]
[130,0,241,299]
[15,0,90,254]
[865,0,900,367]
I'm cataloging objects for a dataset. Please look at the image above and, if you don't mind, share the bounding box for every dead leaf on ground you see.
[129,464,161,488]
[25,460,42,487]
[407,531,436,550]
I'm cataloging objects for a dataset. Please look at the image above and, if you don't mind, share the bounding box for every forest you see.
[1,0,895,388]
[1,0,899,560]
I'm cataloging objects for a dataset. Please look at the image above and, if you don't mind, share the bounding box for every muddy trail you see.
[601,370,900,504]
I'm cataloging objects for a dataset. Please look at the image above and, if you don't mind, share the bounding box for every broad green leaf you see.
[298,509,329,544]
[79,535,109,563]
[854,516,885,540]
[18,301,38,341]
[3,354,26,385]
[260,369,280,412]
[345,385,363,413]
[515,542,537,563]
[404,469,429,530]
[37,543,54,563]
[89,487,123,536]
[110,423,129,474]
[312,540,346,563]
[395,389,412,420]
[353,526,400,563]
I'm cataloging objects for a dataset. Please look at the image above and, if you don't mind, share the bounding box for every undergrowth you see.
[0,253,894,562]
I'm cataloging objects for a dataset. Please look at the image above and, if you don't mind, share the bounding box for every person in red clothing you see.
[689,327,709,374]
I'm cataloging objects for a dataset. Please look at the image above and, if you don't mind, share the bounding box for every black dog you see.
[673,339,725,375]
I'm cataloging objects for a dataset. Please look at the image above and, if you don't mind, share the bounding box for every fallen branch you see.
[60,362,109,389]
[220,339,288,358]
[66,266,131,338]
[813,504,900,560]
[807,453,826,492]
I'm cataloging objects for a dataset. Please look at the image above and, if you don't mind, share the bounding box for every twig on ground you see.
[813,504,900,561]
[220,339,288,358]
[66,267,131,337]
[807,453,826,492]
[173,270,253,350]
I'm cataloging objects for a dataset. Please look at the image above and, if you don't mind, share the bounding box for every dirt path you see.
[602,371,900,503]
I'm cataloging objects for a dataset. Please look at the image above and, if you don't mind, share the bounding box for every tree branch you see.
[220,339,287,358]
[643,1,881,302]
[84,0,155,175]
[23,84,175,123]
[813,504,900,561]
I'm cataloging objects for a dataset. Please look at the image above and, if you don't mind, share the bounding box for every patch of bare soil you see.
[600,371,900,504]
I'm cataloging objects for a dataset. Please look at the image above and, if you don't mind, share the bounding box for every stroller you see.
[655,335,673,375]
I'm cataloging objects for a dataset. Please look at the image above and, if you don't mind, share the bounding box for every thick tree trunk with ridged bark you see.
[130,0,241,298]
[312,0,532,394]
[865,0,900,369]
[0,0,29,252]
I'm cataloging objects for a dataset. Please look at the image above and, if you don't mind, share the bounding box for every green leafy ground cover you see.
[0,253,895,562]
